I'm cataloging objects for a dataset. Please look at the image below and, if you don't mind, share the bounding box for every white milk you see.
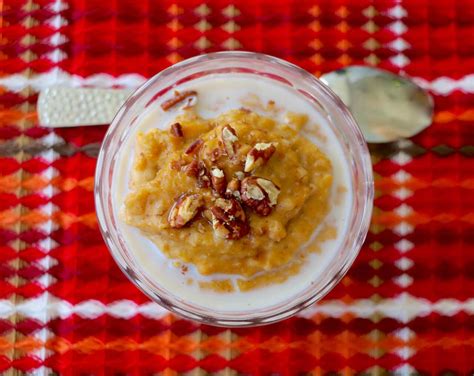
[112,74,353,312]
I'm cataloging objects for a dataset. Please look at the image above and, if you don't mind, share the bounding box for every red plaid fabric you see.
[0,0,473,374]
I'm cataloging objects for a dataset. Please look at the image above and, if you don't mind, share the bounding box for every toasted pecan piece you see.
[185,139,204,155]
[210,167,227,196]
[240,176,280,216]
[168,193,204,228]
[244,142,276,172]
[210,197,249,239]
[170,122,184,137]
[221,125,238,157]
[161,90,197,111]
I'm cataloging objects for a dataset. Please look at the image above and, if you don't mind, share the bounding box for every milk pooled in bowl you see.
[112,74,353,312]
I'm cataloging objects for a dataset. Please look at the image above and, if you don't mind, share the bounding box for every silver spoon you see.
[320,66,433,143]
[38,66,433,143]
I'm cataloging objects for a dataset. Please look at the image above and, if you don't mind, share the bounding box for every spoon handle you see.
[38,87,133,127]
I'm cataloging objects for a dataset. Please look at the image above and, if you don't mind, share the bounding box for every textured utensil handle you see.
[38,87,134,127]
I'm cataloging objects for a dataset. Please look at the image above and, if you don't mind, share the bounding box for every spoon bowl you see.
[321,66,434,143]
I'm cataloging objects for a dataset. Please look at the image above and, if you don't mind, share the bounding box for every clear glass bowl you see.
[95,52,373,327]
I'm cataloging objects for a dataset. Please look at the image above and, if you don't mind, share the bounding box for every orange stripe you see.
[2,333,472,356]
[106,338,137,352]
[22,175,49,190]
[71,337,103,354]
[0,210,99,229]
[51,177,95,192]
[0,109,37,124]
[0,175,20,192]
[52,212,76,228]
[80,213,98,228]
[200,336,229,353]
[434,109,474,123]
[0,209,19,227]
[0,174,51,192]
[78,177,95,190]
[21,209,49,225]
[53,212,97,229]
[15,337,43,352]
[371,211,471,227]
[376,177,474,196]
[0,337,12,352]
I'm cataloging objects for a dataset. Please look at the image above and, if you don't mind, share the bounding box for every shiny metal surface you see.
[321,66,434,143]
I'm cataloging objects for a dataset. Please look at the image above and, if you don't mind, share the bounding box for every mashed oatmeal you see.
[110,73,354,309]
[123,105,333,291]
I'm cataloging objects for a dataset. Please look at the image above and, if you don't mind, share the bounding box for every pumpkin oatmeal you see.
[99,57,371,321]
[123,107,333,290]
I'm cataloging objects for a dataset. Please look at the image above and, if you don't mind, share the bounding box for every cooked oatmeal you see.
[122,108,333,290]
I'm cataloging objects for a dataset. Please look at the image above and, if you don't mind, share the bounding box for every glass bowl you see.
[95,51,373,327]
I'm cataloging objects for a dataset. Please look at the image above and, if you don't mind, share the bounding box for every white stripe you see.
[300,293,474,323]
[386,3,409,68]
[28,0,65,369]
[0,293,472,323]
[0,69,146,91]
[386,4,407,18]
[414,75,474,95]
[386,5,413,373]
[0,70,474,95]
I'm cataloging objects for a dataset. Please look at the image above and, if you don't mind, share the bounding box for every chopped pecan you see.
[210,167,227,196]
[240,176,280,216]
[184,160,211,188]
[183,160,199,177]
[185,139,204,155]
[225,178,241,200]
[161,90,197,111]
[210,197,249,240]
[182,95,197,109]
[171,159,187,171]
[235,171,245,180]
[170,122,184,137]
[221,125,238,157]
[256,178,280,206]
[201,208,213,223]
[196,162,211,188]
[168,193,203,228]
[244,142,276,172]
[210,147,223,162]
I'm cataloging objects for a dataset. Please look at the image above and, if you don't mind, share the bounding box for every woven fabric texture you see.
[0,0,473,374]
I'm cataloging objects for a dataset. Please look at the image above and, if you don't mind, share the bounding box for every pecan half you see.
[225,178,241,200]
[185,139,204,155]
[170,122,184,137]
[240,176,280,216]
[244,142,276,172]
[210,197,249,239]
[221,125,238,157]
[210,167,227,196]
[161,90,197,111]
[168,193,204,228]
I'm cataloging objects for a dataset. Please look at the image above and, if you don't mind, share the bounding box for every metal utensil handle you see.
[38,87,133,127]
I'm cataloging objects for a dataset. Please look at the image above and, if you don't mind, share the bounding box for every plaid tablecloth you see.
[1,0,473,374]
